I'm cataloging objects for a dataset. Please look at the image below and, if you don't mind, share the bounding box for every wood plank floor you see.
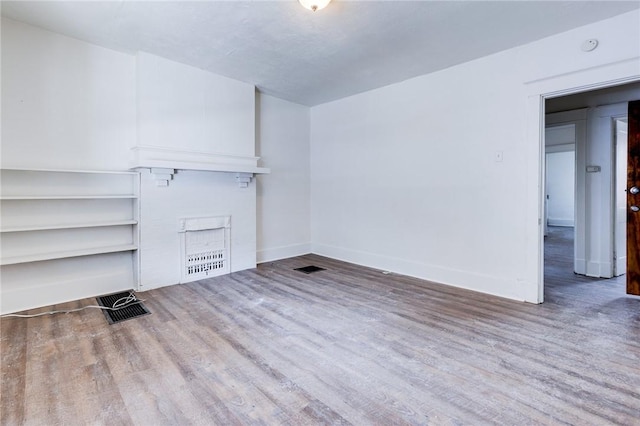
[2,229,640,425]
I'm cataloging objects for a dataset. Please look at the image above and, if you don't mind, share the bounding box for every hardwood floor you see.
[2,232,639,425]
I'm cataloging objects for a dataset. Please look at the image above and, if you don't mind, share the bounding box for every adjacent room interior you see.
[1,1,640,424]
[544,83,640,301]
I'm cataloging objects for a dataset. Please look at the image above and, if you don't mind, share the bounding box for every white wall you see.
[136,52,255,158]
[545,151,575,227]
[545,123,576,228]
[1,18,136,170]
[256,93,311,262]
[310,10,640,302]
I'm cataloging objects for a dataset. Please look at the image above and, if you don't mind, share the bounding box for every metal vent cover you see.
[96,291,150,324]
[295,265,326,274]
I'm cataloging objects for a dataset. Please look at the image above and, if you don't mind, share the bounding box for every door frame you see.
[525,60,640,304]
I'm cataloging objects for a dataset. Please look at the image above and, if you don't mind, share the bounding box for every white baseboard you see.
[574,257,587,275]
[614,256,627,276]
[257,243,311,264]
[547,218,574,227]
[586,260,613,278]
[311,242,530,303]
[1,272,132,315]
[553,257,612,278]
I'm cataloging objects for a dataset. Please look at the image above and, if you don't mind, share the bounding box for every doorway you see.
[542,82,640,299]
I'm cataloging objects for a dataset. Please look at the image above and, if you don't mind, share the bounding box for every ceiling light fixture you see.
[299,0,331,12]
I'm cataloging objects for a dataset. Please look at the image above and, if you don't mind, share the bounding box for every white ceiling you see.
[2,1,639,106]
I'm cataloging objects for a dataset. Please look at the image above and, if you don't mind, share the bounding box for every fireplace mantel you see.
[130,145,269,186]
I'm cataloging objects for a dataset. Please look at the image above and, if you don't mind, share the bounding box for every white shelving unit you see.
[0,168,140,314]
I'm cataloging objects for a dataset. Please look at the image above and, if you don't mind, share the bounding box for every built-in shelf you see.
[1,244,138,266]
[0,167,139,175]
[0,220,138,233]
[1,168,141,314]
[0,195,138,200]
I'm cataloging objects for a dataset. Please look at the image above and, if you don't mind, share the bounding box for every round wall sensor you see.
[581,39,598,52]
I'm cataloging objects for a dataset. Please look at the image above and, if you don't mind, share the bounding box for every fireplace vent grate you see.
[186,249,226,276]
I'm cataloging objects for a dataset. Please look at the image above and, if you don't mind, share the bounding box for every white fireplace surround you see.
[178,215,231,283]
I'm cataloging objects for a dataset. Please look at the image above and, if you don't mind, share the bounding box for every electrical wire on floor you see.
[0,291,145,318]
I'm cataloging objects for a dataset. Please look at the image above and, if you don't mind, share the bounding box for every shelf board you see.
[0,194,138,200]
[1,167,139,175]
[1,244,138,266]
[0,220,138,233]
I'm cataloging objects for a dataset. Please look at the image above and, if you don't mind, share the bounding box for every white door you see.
[614,118,628,276]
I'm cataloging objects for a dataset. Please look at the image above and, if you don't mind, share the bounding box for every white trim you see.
[0,167,138,175]
[575,257,587,273]
[0,220,138,233]
[546,108,588,125]
[547,218,574,227]
[0,195,137,200]
[130,145,270,174]
[529,60,640,303]
[546,143,575,153]
[257,243,311,264]
[1,272,132,315]
[1,244,137,266]
[586,260,613,278]
[133,160,269,175]
[311,243,526,302]
[597,103,631,118]
[525,58,640,96]
[178,215,231,233]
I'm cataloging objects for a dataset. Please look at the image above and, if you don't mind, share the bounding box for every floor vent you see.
[295,265,326,274]
[96,291,150,324]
